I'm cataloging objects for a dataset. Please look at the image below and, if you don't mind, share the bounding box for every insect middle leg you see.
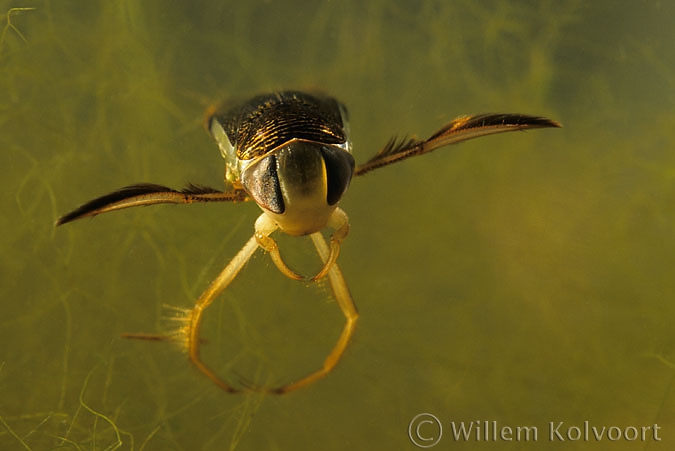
[182,213,280,392]
[264,230,358,394]
[181,211,357,393]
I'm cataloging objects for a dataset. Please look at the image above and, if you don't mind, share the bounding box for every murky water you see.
[1,1,674,449]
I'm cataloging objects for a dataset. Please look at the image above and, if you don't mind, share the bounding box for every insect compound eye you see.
[241,141,355,217]
[274,141,355,208]
[241,154,284,214]
[320,146,355,206]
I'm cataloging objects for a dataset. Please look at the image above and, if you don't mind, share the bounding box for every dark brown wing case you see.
[209,91,349,160]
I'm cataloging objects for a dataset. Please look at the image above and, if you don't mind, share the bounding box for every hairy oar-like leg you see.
[56,183,249,225]
[254,208,350,282]
[182,213,279,392]
[355,113,562,176]
[267,231,359,394]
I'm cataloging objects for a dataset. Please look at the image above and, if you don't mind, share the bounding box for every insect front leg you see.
[253,209,349,282]
[253,213,304,280]
[311,208,349,281]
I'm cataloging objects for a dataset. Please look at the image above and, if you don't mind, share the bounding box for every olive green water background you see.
[2,1,674,449]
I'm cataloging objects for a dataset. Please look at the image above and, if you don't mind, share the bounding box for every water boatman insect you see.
[57,91,560,394]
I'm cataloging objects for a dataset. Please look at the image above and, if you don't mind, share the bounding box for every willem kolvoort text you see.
[449,421,661,442]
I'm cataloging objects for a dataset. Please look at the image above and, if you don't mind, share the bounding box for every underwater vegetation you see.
[1,1,674,449]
